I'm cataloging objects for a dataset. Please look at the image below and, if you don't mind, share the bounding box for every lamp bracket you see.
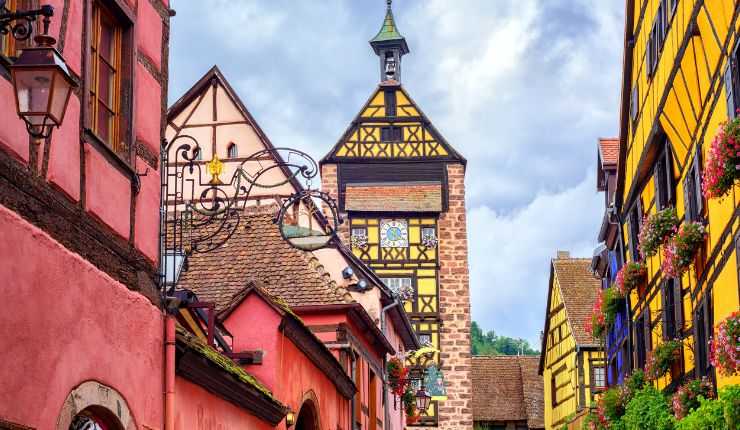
[0,2,53,43]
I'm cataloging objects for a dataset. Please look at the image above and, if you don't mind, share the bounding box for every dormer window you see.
[227,142,238,158]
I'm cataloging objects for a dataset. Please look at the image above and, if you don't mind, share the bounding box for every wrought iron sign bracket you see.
[0,1,54,43]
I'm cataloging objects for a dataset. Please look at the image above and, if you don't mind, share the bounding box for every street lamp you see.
[2,3,76,138]
[415,383,431,414]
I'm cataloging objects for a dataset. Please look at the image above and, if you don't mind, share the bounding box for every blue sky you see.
[169,0,625,348]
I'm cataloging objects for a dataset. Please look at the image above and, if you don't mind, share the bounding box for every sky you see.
[168,0,625,348]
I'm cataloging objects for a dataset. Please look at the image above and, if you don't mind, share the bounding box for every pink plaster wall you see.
[223,293,352,430]
[135,62,163,155]
[47,94,81,202]
[134,158,160,263]
[175,377,273,430]
[84,144,132,239]
[0,205,164,429]
[224,294,282,391]
[0,77,30,163]
[136,0,163,70]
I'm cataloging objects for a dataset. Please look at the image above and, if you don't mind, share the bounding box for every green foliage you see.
[674,384,740,430]
[623,386,675,430]
[470,321,539,356]
[602,387,628,422]
[603,286,626,326]
[624,370,647,396]
[646,340,682,380]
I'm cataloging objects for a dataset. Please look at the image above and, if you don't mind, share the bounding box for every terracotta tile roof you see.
[472,356,544,428]
[553,257,601,346]
[345,182,442,212]
[598,137,619,167]
[177,205,354,311]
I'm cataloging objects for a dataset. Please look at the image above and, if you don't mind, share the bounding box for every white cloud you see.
[468,170,603,347]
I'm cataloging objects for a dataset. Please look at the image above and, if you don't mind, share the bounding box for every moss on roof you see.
[176,325,283,405]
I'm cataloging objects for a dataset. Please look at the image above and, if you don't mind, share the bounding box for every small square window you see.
[227,143,238,158]
[418,333,432,346]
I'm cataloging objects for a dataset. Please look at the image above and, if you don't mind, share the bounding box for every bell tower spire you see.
[369,0,409,83]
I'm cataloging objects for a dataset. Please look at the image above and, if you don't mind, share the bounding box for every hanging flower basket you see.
[638,207,679,258]
[710,311,740,376]
[351,231,368,249]
[586,290,607,340]
[645,340,682,380]
[702,118,740,199]
[615,262,647,296]
[386,357,409,396]
[603,286,626,327]
[661,222,706,278]
[671,378,714,419]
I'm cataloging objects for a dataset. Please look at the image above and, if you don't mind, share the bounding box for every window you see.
[592,365,606,391]
[635,313,647,369]
[694,291,713,377]
[380,125,402,142]
[194,147,203,160]
[654,142,675,210]
[422,227,436,241]
[162,250,186,285]
[551,366,566,407]
[384,89,396,116]
[683,146,704,222]
[627,199,643,261]
[647,0,676,78]
[381,277,413,299]
[0,1,38,61]
[725,41,740,119]
[226,143,238,158]
[662,278,682,340]
[418,333,432,346]
[89,1,124,152]
[630,84,639,126]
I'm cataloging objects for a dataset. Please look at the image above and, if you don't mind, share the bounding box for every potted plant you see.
[616,261,647,296]
[645,340,682,380]
[661,222,706,278]
[639,207,679,258]
[710,311,740,376]
[702,117,740,199]
[671,378,714,419]
[603,286,626,327]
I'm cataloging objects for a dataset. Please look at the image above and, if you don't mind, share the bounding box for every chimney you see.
[556,250,570,259]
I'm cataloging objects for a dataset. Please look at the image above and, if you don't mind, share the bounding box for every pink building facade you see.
[0,0,169,428]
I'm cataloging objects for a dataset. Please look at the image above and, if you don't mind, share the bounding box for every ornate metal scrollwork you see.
[0,2,53,43]
[160,134,340,292]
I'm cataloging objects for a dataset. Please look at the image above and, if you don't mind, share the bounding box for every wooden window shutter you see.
[693,146,704,216]
[665,144,675,206]
[703,292,713,373]
[626,217,634,261]
[674,279,683,335]
[662,281,670,340]
[630,84,639,122]
[644,308,652,351]
[725,59,736,119]
[683,168,694,222]
[655,151,666,209]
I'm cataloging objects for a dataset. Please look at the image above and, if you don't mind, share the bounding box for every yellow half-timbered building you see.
[320,2,472,427]
[616,0,740,391]
[539,253,605,430]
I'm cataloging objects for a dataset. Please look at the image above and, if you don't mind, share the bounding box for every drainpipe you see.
[380,300,399,430]
[164,297,180,430]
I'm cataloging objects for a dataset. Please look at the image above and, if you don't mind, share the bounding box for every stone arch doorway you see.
[56,381,136,430]
[295,396,320,430]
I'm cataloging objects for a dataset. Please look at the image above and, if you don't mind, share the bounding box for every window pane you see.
[99,18,114,62]
[97,103,112,143]
[98,62,114,108]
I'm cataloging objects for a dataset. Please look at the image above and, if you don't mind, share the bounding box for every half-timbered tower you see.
[321,2,472,427]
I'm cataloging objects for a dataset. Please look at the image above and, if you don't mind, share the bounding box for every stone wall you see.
[436,162,473,429]
[321,163,350,244]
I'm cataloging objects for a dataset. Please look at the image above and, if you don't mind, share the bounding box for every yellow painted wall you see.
[621,0,740,389]
[543,274,605,430]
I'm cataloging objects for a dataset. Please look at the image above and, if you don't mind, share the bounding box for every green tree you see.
[471,321,539,356]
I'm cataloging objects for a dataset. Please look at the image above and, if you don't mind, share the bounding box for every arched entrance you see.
[295,399,319,430]
[69,407,123,430]
[56,381,136,430]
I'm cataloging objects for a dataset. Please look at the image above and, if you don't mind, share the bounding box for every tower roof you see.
[369,0,409,54]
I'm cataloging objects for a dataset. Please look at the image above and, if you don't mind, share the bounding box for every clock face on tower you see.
[380,219,409,248]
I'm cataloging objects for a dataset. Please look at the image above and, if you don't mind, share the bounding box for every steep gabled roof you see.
[167,65,307,196]
[472,355,544,429]
[178,205,354,311]
[320,83,466,165]
[539,256,601,373]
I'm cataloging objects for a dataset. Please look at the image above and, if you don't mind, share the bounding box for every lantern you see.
[415,384,431,414]
[10,31,76,139]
